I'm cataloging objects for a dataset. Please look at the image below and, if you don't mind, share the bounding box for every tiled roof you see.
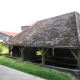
[0,31,18,37]
[6,11,80,47]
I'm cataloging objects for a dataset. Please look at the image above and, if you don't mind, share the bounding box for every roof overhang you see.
[5,43,80,49]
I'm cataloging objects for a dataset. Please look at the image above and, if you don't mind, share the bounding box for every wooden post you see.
[41,48,49,65]
[42,47,45,64]
[77,49,80,70]
[9,45,13,56]
[19,46,25,61]
[9,45,10,56]
[44,48,49,55]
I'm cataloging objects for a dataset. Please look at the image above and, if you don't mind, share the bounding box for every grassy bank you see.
[0,56,71,80]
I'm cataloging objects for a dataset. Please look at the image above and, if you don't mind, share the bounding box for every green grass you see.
[1,46,9,54]
[0,56,71,80]
[36,51,41,55]
[0,43,3,55]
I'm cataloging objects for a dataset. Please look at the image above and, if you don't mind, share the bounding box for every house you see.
[5,11,80,70]
[21,22,36,31]
[0,31,18,42]
[21,26,29,31]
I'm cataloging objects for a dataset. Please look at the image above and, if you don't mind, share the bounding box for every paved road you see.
[0,65,45,80]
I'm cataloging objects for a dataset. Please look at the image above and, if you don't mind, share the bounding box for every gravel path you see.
[0,65,45,80]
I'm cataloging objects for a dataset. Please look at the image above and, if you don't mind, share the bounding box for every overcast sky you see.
[0,0,80,33]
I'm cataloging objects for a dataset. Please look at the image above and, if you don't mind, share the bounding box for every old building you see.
[0,31,18,42]
[5,11,80,71]
[21,22,36,31]
[21,26,29,31]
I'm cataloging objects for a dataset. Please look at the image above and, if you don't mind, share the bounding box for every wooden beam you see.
[44,48,49,55]
[10,45,13,51]
[42,47,45,64]
[38,47,42,53]
[69,49,78,60]
[77,49,80,70]
[38,47,49,55]
[46,58,77,66]
[19,46,25,61]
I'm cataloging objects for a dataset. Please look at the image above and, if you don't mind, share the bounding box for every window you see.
[3,37,10,42]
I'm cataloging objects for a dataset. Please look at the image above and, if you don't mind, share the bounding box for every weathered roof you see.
[6,12,80,47]
[0,31,18,37]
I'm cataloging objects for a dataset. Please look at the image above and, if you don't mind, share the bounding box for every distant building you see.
[21,22,36,31]
[21,26,29,31]
[0,31,18,42]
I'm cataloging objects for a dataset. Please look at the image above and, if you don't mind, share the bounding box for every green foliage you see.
[36,51,41,55]
[16,58,22,62]
[0,43,3,55]
[0,57,71,80]
[1,46,8,54]
[0,49,2,55]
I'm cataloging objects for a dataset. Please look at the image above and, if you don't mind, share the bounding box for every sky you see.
[0,0,80,33]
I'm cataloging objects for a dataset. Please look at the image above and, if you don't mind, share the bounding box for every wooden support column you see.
[9,45,10,56]
[9,45,13,56]
[41,47,49,65]
[19,46,25,61]
[77,49,80,70]
[42,47,45,64]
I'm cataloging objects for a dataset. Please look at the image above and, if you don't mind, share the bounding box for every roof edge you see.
[4,43,80,49]
[75,12,80,44]
[0,32,11,37]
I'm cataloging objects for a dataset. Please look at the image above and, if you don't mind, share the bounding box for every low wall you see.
[33,63,80,80]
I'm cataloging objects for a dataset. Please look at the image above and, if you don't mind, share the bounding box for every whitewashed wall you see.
[0,32,10,41]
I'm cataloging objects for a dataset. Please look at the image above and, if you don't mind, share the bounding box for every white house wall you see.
[0,32,10,41]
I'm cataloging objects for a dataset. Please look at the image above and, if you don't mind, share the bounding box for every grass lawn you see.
[0,56,71,80]
[1,46,9,54]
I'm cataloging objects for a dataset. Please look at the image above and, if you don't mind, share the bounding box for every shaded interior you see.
[11,46,77,69]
